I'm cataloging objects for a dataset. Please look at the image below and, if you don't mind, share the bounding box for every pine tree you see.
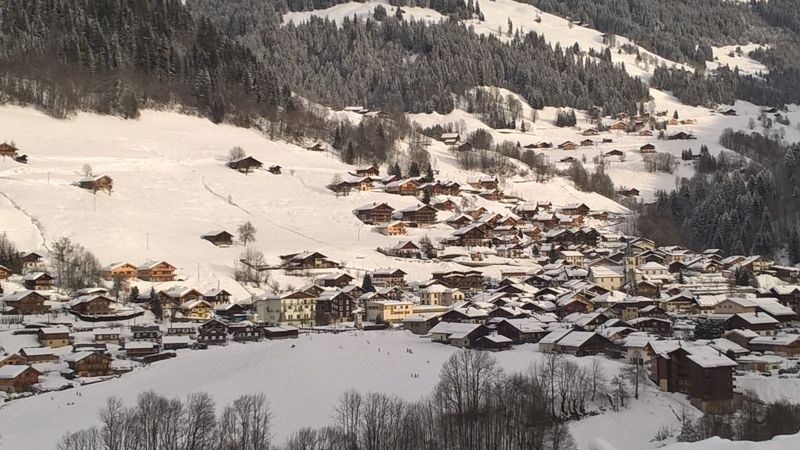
[422,186,432,204]
[735,267,750,286]
[424,165,434,182]
[789,227,800,264]
[409,161,420,177]
[344,142,355,165]
[362,274,375,292]
[149,288,162,321]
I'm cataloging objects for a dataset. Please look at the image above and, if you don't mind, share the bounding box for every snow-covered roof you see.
[429,322,482,336]
[682,345,737,369]
[19,347,56,356]
[732,312,778,325]
[0,365,38,379]
[538,329,572,345]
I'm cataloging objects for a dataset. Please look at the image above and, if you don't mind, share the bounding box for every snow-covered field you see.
[0,104,634,297]
[0,330,700,450]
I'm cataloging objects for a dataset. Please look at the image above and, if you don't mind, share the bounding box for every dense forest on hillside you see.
[526,0,763,66]
[638,132,800,263]
[190,0,650,115]
[0,0,290,123]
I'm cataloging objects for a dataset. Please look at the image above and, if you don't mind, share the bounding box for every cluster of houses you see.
[0,319,300,393]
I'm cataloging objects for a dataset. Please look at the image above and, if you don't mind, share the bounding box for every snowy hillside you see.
[0,330,699,450]
[0,104,627,295]
[282,0,800,200]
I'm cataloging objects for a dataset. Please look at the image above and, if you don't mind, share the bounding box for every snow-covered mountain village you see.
[2,0,800,449]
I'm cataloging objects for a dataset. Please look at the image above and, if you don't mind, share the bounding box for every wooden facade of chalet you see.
[137,261,176,282]
[558,141,578,150]
[0,142,19,157]
[103,262,138,280]
[431,198,456,212]
[653,347,735,413]
[432,270,484,293]
[0,354,28,367]
[561,203,590,216]
[315,292,355,325]
[0,366,42,393]
[70,295,113,316]
[19,348,59,363]
[377,221,406,236]
[354,165,380,177]
[38,327,71,348]
[0,264,12,280]
[496,320,547,344]
[640,143,656,153]
[202,231,234,246]
[280,252,338,270]
[78,175,113,194]
[198,319,228,345]
[23,272,53,291]
[400,204,437,225]
[229,322,261,342]
[203,289,232,305]
[371,269,407,287]
[67,352,114,377]
[3,291,50,315]
[385,179,421,196]
[354,203,395,224]
[227,156,263,173]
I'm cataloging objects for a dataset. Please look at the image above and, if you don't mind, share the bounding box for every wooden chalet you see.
[2,290,49,315]
[19,347,59,363]
[65,351,114,377]
[203,288,231,306]
[0,354,27,368]
[227,156,263,173]
[371,269,407,287]
[38,327,71,348]
[377,221,407,236]
[198,319,229,345]
[667,131,696,141]
[618,188,640,197]
[640,143,656,154]
[0,365,42,393]
[0,264,12,280]
[639,129,653,136]
[268,165,282,174]
[159,287,203,309]
[608,121,627,131]
[0,142,19,157]
[131,325,161,342]
[280,251,338,270]
[652,345,736,413]
[202,231,234,247]
[384,178,421,196]
[388,240,420,258]
[580,139,594,147]
[315,290,355,325]
[180,299,215,320]
[432,270,484,293]
[430,198,456,212]
[22,272,53,291]
[582,128,599,136]
[78,175,113,194]
[354,164,380,177]
[229,321,261,342]
[136,261,176,282]
[102,262,138,280]
[561,203,590,216]
[354,202,395,224]
[399,204,438,225]
[124,341,159,357]
[496,318,548,344]
[439,132,460,145]
[605,149,624,158]
[69,294,113,316]
[316,272,354,288]
[558,141,578,150]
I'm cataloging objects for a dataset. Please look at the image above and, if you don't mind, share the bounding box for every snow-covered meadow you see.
[0,329,699,450]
